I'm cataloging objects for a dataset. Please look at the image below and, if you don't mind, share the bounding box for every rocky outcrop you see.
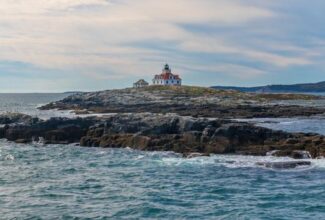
[79,113,325,158]
[39,86,325,119]
[0,115,98,144]
[0,113,39,125]
[256,161,312,169]
[1,113,324,158]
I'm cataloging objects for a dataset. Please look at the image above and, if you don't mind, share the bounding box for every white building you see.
[152,64,182,86]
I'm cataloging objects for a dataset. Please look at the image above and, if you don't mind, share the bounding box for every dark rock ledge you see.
[0,113,324,159]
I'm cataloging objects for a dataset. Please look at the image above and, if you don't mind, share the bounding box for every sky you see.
[0,0,325,92]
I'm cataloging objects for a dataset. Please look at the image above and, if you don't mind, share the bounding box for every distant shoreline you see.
[212,81,325,93]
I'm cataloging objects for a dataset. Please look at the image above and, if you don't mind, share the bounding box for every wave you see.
[160,154,325,171]
[1,138,324,171]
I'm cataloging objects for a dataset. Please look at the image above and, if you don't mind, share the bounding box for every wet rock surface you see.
[1,113,324,159]
[256,161,312,169]
[0,113,39,125]
[79,113,325,158]
[0,114,98,144]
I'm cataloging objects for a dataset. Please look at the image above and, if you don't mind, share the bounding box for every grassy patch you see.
[141,85,242,96]
[255,93,321,100]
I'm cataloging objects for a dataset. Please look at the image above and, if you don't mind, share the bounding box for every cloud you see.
[0,0,323,91]
[178,35,313,67]
[0,1,276,78]
[182,63,266,79]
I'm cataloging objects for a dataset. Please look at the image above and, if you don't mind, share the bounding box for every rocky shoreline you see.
[1,86,325,168]
[39,86,325,118]
[0,113,324,159]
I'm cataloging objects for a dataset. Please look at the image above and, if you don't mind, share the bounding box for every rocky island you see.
[40,86,325,118]
[0,86,324,163]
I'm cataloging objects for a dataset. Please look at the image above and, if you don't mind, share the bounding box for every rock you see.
[286,138,299,144]
[291,150,312,159]
[0,113,324,158]
[73,109,91,114]
[1,117,97,145]
[184,152,210,158]
[38,86,325,119]
[267,150,312,159]
[0,113,38,125]
[256,161,311,169]
[79,113,325,158]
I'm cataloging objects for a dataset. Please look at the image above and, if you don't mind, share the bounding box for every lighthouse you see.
[152,64,182,86]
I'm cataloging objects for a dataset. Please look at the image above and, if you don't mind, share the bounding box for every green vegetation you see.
[139,85,242,97]
[255,93,322,101]
[132,85,321,101]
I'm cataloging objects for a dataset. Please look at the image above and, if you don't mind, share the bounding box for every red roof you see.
[154,72,181,80]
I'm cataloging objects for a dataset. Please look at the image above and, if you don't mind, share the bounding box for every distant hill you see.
[212,81,325,93]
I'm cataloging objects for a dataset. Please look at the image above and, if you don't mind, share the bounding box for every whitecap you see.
[4,154,15,161]
[159,153,325,170]
[135,155,145,160]
[312,158,325,169]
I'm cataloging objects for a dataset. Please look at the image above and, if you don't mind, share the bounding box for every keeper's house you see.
[152,64,182,86]
[133,79,149,88]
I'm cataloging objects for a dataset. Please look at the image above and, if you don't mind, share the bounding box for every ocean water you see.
[238,117,325,135]
[0,93,72,119]
[0,94,324,219]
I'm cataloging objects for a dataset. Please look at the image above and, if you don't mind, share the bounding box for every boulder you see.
[291,150,312,159]
[184,152,210,158]
[256,161,311,169]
